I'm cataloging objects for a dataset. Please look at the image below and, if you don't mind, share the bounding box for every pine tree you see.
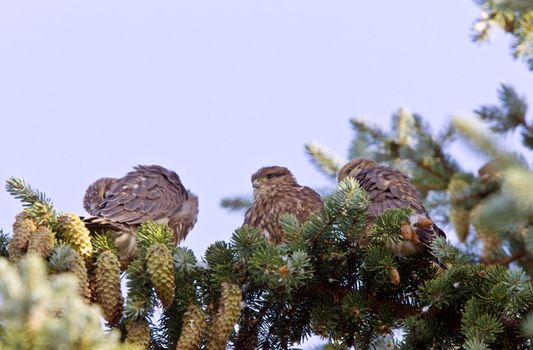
[3,93,532,349]
[303,89,533,348]
[0,255,130,350]
[473,0,533,70]
[1,2,533,349]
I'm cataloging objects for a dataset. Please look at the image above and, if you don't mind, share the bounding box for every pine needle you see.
[5,177,52,207]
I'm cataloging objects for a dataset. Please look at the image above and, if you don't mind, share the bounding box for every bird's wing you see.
[294,186,323,220]
[96,165,188,225]
[356,166,427,218]
[356,165,446,250]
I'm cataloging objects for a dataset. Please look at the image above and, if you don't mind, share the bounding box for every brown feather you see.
[244,166,322,244]
[83,165,198,263]
[339,158,446,258]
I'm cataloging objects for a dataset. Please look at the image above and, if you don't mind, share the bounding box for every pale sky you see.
[0,2,531,346]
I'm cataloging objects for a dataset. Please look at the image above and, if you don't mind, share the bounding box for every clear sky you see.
[0,2,531,345]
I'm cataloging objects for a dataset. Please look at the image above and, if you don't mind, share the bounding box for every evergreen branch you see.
[125,257,155,321]
[485,0,533,13]
[92,233,118,256]
[0,229,9,258]
[221,196,253,212]
[231,225,269,260]
[480,249,527,266]
[172,247,198,276]
[453,118,505,158]
[475,84,529,133]
[5,177,52,207]
[48,244,84,273]
[29,201,57,228]
[473,2,533,70]
[305,142,343,180]
[204,241,239,284]
[475,84,533,149]
[0,255,126,349]
[437,122,457,145]
[136,221,173,249]
[350,118,388,142]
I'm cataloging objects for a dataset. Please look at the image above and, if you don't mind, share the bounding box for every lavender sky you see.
[1,1,531,268]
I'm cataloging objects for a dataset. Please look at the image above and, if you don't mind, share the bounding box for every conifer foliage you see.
[2,82,533,350]
[1,2,533,349]
[304,92,533,348]
[473,0,533,70]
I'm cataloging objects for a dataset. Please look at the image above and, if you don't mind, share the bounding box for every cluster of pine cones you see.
[6,203,240,349]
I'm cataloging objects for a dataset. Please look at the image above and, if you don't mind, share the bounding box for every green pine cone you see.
[57,213,93,260]
[470,204,501,259]
[95,250,124,326]
[126,318,151,349]
[177,304,206,350]
[207,283,242,349]
[29,201,56,227]
[146,243,175,309]
[450,206,471,243]
[68,250,91,301]
[8,211,37,263]
[448,177,471,242]
[27,226,54,258]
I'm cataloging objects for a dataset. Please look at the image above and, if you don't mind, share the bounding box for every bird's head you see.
[337,158,378,182]
[83,177,116,215]
[172,191,199,244]
[251,166,297,194]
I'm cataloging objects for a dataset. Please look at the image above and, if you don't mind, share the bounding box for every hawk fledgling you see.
[83,165,198,262]
[338,158,446,257]
[244,166,323,244]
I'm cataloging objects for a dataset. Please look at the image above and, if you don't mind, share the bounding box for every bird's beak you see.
[252,179,261,189]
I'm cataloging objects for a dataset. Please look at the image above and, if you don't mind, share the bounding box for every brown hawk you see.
[244,166,323,244]
[338,158,446,257]
[83,165,198,262]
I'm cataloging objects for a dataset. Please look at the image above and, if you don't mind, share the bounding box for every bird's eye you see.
[266,174,275,179]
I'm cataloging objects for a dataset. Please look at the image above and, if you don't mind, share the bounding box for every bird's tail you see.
[409,214,448,269]
[83,216,137,265]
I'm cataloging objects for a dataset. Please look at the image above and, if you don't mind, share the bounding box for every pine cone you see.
[68,250,91,301]
[450,206,471,243]
[57,213,93,260]
[95,250,123,326]
[479,233,502,261]
[400,222,413,241]
[207,283,242,349]
[87,268,99,304]
[29,202,56,227]
[177,303,206,350]
[146,243,175,309]
[447,177,471,242]
[233,310,260,350]
[8,211,37,263]
[126,318,151,349]
[388,267,400,285]
[27,226,54,258]
[470,204,501,260]
[206,335,226,350]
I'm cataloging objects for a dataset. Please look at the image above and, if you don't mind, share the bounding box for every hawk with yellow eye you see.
[83,165,198,263]
[338,158,446,257]
[244,166,323,244]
